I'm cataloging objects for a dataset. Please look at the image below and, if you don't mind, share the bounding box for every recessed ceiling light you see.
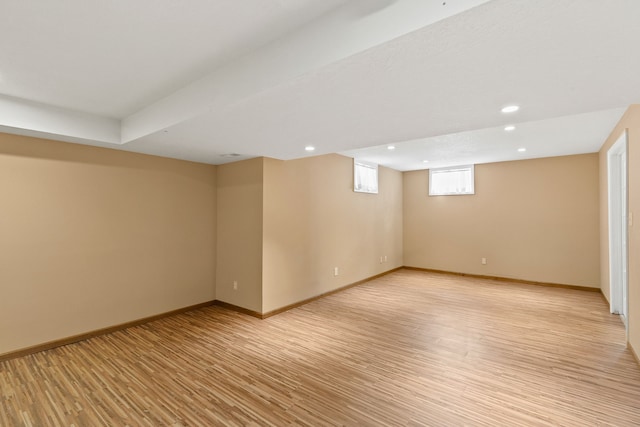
[305,146,315,152]
[422,160,429,163]
[504,125,516,131]
[518,147,527,152]
[501,105,520,113]
[387,145,396,150]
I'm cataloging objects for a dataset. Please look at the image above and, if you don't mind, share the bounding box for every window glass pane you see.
[429,165,474,195]
[354,160,378,194]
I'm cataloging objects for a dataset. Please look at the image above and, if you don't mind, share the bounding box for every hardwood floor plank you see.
[1,269,640,426]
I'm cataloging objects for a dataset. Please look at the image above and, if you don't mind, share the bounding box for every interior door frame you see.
[608,130,629,332]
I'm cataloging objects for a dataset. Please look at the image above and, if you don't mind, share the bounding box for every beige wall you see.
[215,158,264,313]
[404,154,600,287]
[1,146,402,353]
[2,126,620,356]
[0,133,217,356]
[598,105,640,355]
[262,154,403,313]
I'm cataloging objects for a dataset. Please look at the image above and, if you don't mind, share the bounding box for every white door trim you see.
[608,130,628,331]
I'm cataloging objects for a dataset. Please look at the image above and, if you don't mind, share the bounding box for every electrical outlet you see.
[380,256,384,264]
[481,258,487,265]
[233,280,238,290]
[384,255,388,262]
[334,267,339,276]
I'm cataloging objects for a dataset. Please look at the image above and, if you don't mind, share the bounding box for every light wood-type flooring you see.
[2,269,640,426]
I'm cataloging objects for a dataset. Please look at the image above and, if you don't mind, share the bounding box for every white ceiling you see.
[0,0,347,117]
[343,108,627,171]
[1,0,639,170]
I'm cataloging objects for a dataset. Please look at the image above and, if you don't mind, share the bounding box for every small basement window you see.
[354,159,378,194]
[429,165,475,196]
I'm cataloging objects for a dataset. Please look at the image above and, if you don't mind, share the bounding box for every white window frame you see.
[429,164,475,196]
[354,159,379,194]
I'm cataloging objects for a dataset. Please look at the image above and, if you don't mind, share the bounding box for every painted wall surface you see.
[0,133,217,355]
[262,154,403,313]
[599,105,640,355]
[2,129,620,356]
[215,158,263,313]
[404,154,600,287]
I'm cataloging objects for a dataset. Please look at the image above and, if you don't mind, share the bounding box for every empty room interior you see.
[2,0,640,425]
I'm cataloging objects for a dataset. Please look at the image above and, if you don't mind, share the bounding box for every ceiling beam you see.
[0,95,120,145]
[121,0,491,143]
